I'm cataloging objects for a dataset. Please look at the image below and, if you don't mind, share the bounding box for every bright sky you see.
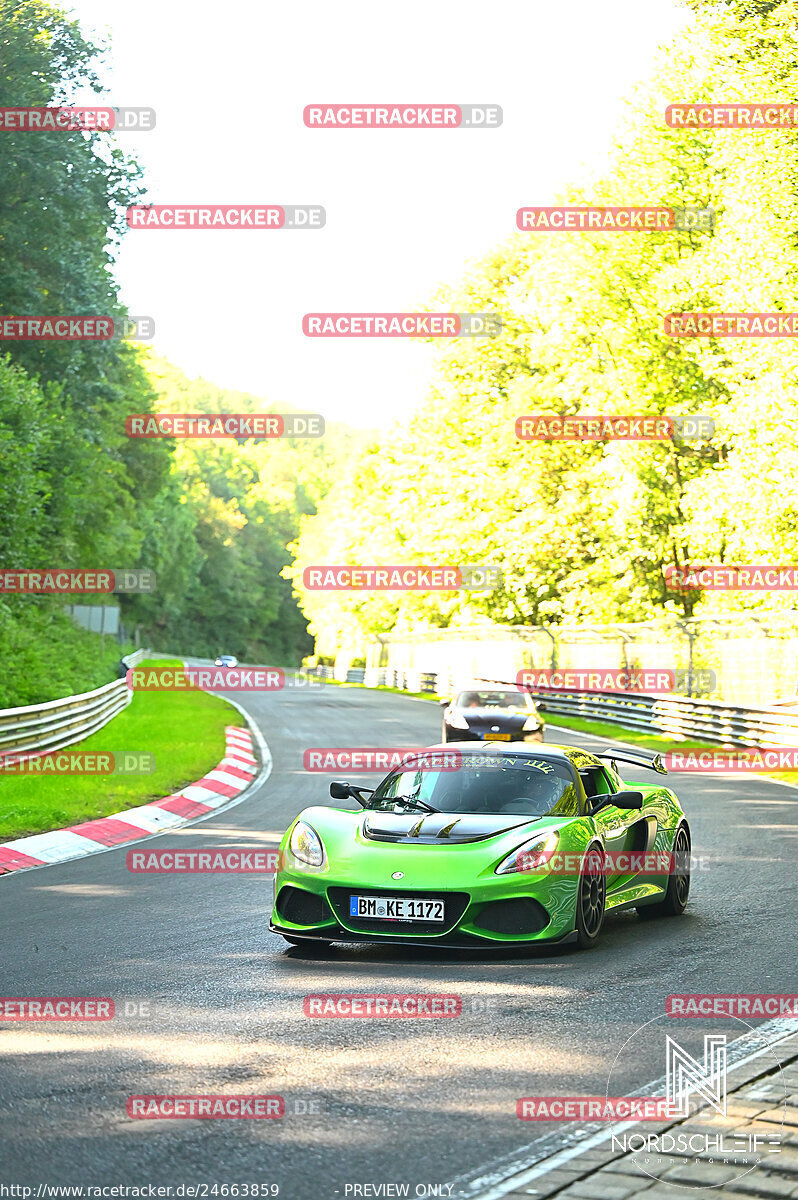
[70,0,689,428]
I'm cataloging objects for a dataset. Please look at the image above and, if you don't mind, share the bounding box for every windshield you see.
[368,754,579,817]
[455,689,532,709]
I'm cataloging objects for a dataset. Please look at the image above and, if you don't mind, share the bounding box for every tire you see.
[574,844,606,948]
[637,824,691,919]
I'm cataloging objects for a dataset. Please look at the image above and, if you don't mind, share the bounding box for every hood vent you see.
[362,812,536,844]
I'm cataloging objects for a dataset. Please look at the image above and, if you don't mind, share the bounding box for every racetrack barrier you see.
[0,648,149,760]
[523,687,798,747]
[304,664,798,748]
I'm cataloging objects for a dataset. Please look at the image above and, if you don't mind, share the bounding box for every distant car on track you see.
[214,655,238,668]
[270,743,691,952]
[441,684,544,744]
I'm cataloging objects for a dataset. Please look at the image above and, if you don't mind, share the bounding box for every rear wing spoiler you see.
[596,748,668,775]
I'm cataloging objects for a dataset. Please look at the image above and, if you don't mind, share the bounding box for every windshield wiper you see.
[390,794,439,814]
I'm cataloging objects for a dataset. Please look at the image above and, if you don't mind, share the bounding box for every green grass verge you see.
[0,659,240,840]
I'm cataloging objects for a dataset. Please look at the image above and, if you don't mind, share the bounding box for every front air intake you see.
[276,886,331,925]
[473,897,550,935]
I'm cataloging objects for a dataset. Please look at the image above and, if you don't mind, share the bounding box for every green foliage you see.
[0,1,171,573]
[125,355,361,663]
[0,4,345,697]
[0,604,131,708]
[6,0,798,691]
[290,0,798,649]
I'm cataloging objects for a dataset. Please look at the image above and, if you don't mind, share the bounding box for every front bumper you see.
[442,724,545,744]
[270,870,576,946]
[269,915,577,949]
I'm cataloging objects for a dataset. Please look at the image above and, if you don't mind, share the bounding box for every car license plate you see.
[485,731,511,741]
[349,895,445,921]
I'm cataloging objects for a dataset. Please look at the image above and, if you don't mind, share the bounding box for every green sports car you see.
[269,743,691,950]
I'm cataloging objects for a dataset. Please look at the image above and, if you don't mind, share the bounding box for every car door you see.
[583,765,648,887]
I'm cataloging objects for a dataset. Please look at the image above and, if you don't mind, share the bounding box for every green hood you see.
[361,809,542,843]
[287,805,575,892]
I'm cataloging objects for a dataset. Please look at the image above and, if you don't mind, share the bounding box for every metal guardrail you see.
[363,667,438,693]
[305,665,439,693]
[307,663,798,747]
[121,648,148,671]
[0,648,149,759]
[526,688,798,747]
[308,665,335,680]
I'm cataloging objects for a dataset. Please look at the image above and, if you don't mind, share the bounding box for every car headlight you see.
[495,830,559,875]
[447,710,469,730]
[289,820,325,867]
[522,714,542,731]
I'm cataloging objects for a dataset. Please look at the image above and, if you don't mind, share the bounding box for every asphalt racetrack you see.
[2,680,795,1198]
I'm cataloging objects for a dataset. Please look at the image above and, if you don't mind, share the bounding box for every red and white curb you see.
[0,725,262,876]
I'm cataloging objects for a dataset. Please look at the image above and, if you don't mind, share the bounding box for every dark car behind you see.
[441,685,544,744]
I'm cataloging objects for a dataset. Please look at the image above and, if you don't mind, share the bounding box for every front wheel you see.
[574,845,606,949]
[637,824,691,919]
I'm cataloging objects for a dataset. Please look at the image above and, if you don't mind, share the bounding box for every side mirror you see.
[590,789,644,815]
[329,780,375,807]
[613,790,644,809]
[439,698,450,707]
